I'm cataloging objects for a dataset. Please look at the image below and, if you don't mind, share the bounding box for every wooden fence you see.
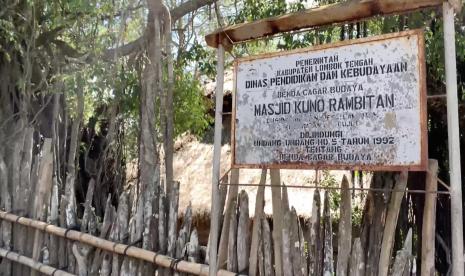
[213,163,438,276]
[0,133,439,275]
[0,136,237,276]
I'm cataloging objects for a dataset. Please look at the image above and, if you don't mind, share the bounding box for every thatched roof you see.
[173,134,355,217]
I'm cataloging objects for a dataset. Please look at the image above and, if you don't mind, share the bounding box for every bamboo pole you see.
[0,247,74,276]
[0,211,239,276]
[443,2,465,275]
[209,41,225,276]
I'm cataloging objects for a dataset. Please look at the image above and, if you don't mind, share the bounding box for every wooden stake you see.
[308,190,321,276]
[188,229,200,263]
[227,198,238,272]
[337,175,352,276]
[209,42,225,276]
[270,169,283,276]
[282,210,292,276]
[289,208,304,276]
[297,216,307,276]
[249,169,266,276]
[31,139,53,276]
[421,160,438,275]
[349,238,364,276]
[322,191,334,275]
[391,229,413,276]
[0,154,11,275]
[237,190,250,273]
[167,181,180,257]
[260,217,273,276]
[218,169,239,268]
[378,171,408,276]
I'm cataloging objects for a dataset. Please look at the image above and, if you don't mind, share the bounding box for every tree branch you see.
[47,0,217,62]
[171,0,217,22]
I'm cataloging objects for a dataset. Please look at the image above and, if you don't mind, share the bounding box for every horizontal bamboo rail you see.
[0,211,239,276]
[0,247,74,276]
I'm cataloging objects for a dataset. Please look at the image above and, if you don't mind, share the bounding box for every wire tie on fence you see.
[123,244,131,256]
[40,222,47,231]
[170,258,182,271]
[52,268,58,276]
[152,252,159,264]
[15,215,22,223]
[64,228,73,239]
[112,242,119,253]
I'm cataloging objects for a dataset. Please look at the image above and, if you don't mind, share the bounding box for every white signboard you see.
[232,30,427,171]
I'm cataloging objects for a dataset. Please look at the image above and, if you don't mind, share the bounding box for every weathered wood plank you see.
[167,181,180,257]
[281,210,292,276]
[188,228,200,263]
[205,0,443,48]
[218,169,239,269]
[349,238,365,276]
[249,169,266,276]
[361,173,393,276]
[237,190,250,273]
[378,171,408,276]
[81,178,96,232]
[227,198,238,272]
[11,129,26,276]
[261,217,274,276]
[308,190,321,276]
[270,169,283,276]
[421,160,438,275]
[49,171,60,267]
[391,229,413,276]
[73,242,92,276]
[159,189,168,254]
[58,197,68,271]
[177,203,193,257]
[337,175,352,276]
[297,214,308,276]
[322,191,334,276]
[111,191,130,276]
[90,197,114,275]
[31,139,54,276]
[0,153,11,275]
[19,127,34,276]
[257,224,265,276]
[290,208,304,276]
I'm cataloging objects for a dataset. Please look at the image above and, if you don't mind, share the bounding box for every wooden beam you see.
[421,160,438,275]
[205,0,443,48]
